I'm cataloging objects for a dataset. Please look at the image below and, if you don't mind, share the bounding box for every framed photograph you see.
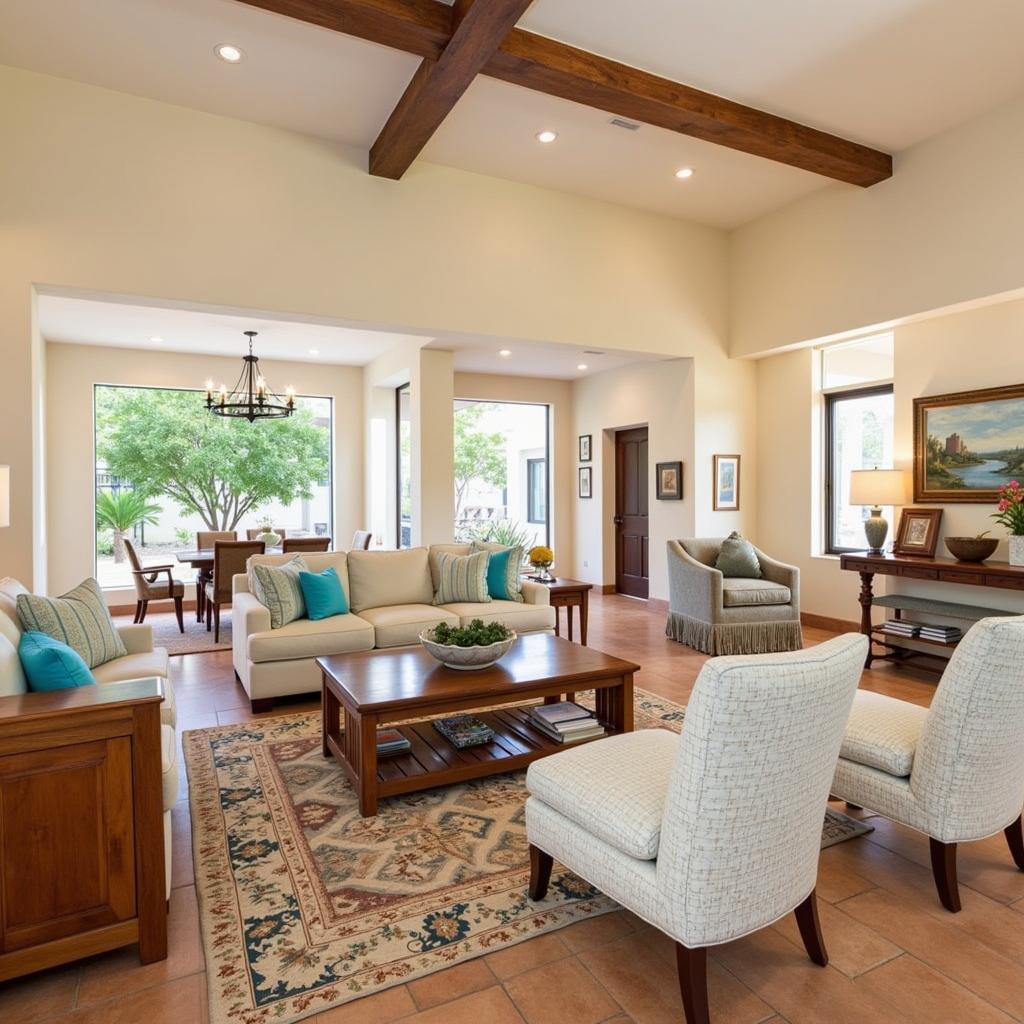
[914,383,1024,503]
[893,508,943,557]
[578,434,592,462]
[578,465,592,499]
[712,454,740,511]
[656,461,683,500]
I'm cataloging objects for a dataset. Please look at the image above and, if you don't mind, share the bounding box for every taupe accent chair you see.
[282,536,331,553]
[246,528,287,541]
[124,538,184,632]
[666,539,802,655]
[196,531,236,622]
[206,540,264,642]
[351,530,373,550]
[832,615,1024,913]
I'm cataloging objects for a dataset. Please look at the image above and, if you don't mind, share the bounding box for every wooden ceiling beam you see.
[369,0,536,179]
[234,0,893,186]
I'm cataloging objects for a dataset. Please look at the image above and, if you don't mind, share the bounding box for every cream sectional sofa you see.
[232,545,556,710]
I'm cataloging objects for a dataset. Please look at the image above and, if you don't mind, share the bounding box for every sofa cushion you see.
[472,542,524,602]
[722,579,792,607]
[248,613,375,663]
[0,577,29,633]
[91,649,176,727]
[442,600,555,633]
[299,567,349,620]
[429,544,472,590]
[432,550,491,605]
[161,724,179,810]
[840,690,929,778]
[17,577,128,668]
[248,551,350,602]
[251,556,308,629]
[358,604,459,649]
[715,532,762,579]
[347,548,434,612]
[18,631,95,691]
[527,729,680,860]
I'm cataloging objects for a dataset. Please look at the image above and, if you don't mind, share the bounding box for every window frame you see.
[395,382,411,549]
[824,382,895,555]
[526,457,546,524]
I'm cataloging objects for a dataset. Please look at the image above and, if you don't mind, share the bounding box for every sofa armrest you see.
[521,581,551,607]
[232,572,251,596]
[666,540,723,620]
[233,590,271,641]
[117,623,154,655]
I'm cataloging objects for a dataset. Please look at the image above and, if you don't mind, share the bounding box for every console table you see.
[839,552,1024,671]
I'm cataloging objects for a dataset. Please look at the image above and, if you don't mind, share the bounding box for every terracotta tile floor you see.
[3,593,1024,1023]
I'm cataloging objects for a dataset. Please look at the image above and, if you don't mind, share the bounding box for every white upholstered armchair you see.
[526,634,867,1024]
[666,539,802,656]
[832,615,1024,912]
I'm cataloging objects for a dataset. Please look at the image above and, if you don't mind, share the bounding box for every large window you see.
[453,399,549,549]
[396,383,412,548]
[94,384,332,588]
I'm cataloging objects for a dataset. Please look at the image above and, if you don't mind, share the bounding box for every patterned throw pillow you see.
[471,542,524,602]
[432,550,491,606]
[16,577,128,669]
[252,556,308,629]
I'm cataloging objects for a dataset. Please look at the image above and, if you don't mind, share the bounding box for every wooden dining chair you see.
[195,530,236,622]
[282,536,331,553]
[351,530,372,550]
[124,538,184,632]
[205,540,264,642]
[246,528,287,540]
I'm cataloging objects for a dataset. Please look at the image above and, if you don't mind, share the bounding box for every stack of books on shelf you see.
[919,623,963,644]
[881,619,921,639]
[433,715,494,749]
[529,701,606,744]
[376,728,411,758]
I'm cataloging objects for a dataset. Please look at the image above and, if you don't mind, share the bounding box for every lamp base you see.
[864,507,889,555]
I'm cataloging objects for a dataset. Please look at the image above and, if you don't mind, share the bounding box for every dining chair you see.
[246,527,287,540]
[832,615,1024,912]
[351,530,372,550]
[526,634,867,1024]
[282,536,331,553]
[206,540,264,642]
[124,538,185,632]
[195,530,237,622]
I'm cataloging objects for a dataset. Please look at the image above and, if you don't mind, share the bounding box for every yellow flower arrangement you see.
[528,545,554,566]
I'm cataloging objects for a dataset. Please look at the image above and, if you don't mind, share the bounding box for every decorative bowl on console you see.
[419,620,516,671]
[944,535,999,563]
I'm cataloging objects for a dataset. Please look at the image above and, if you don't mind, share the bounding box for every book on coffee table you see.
[530,701,593,726]
[376,727,411,757]
[433,714,494,749]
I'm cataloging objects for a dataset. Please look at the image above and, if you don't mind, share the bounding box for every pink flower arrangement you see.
[992,481,1024,536]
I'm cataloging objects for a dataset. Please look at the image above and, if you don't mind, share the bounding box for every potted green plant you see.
[993,481,1024,566]
[419,619,517,670]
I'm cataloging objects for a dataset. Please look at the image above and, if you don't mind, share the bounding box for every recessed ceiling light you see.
[675,167,694,180]
[536,130,558,144]
[308,349,319,356]
[150,336,163,344]
[499,349,512,357]
[215,44,245,64]
[577,363,588,371]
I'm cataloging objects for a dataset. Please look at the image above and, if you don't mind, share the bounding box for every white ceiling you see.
[3,0,1024,227]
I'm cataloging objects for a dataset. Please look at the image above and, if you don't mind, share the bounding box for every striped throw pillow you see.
[252,556,308,629]
[432,551,491,606]
[17,577,128,668]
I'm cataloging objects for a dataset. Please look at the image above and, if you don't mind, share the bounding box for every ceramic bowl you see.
[419,630,517,670]
[944,536,999,562]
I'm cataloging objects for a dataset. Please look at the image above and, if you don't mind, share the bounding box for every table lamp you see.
[0,466,8,528]
[849,468,908,554]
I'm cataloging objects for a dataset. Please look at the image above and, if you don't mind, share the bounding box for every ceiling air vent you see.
[608,117,641,131]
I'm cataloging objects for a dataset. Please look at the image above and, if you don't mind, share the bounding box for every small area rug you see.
[130,609,232,655]
[184,689,872,1024]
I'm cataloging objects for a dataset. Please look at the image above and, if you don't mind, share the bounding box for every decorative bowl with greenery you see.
[419,619,517,670]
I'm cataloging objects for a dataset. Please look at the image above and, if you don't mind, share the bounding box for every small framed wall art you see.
[893,507,943,557]
[578,466,592,499]
[578,434,592,462]
[656,461,683,500]
[713,454,741,511]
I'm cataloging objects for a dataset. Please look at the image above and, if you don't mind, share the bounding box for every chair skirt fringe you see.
[666,612,803,656]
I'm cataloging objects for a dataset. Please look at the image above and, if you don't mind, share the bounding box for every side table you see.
[530,577,594,645]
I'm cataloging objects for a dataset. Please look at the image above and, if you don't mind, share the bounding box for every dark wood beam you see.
[234,0,892,186]
[369,0,536,179]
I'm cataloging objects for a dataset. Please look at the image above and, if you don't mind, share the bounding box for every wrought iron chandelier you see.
[205,331,295,422]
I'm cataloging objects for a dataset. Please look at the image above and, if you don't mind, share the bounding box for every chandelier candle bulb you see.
[205,330,296,422]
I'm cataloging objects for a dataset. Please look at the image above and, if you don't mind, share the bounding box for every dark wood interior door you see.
[615,427,649,599]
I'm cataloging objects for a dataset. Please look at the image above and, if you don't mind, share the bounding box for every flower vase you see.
[1010,535,1024,567]
[259,531,282,549]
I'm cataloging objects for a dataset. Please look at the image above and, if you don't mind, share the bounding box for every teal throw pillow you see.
[18,630,96,691]
[16,577,127,668]
[298,567,349,620]
[471,542,524,602]
[252,556,308,629]
[715,532,763,579]
[432,550,491,605]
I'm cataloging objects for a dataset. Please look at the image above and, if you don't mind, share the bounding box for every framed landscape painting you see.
[713,454,740,511]
[913,383,1024,503]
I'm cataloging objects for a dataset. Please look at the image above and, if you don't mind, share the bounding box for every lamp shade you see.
[849,468,908,507]
[0,466,8,528]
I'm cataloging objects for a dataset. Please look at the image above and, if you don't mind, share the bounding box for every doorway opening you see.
[614,426,649,599]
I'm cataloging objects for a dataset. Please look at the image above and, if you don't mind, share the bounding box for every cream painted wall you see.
[0,64,733,586]
[44,342,363,598]
[731,92,1024,358]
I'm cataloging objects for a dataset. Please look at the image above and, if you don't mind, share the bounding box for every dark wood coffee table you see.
[318,633,638,816]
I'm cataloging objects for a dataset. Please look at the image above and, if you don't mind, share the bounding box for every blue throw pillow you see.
[298,567,349,620]
[483,547,524,602]
[18,630,96,691]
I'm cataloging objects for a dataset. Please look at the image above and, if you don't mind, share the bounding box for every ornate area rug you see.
[184,689,872,1024]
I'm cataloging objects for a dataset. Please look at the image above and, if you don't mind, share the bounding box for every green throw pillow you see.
[715,532,762,579]
[17,577,127,669]
[432,550,491,605]
[471,541,524,602]
[252,556,308,629]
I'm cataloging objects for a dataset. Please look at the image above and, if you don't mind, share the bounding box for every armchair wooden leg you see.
[675,944,710,1024]
[214,602,221,644]
[138,600,148,624]
[173,595,184,633]
[528,844,553,901]
[793,889,828,966]
[930,837,962,912]
[1005,815,1024,871]
[134,600,143,624]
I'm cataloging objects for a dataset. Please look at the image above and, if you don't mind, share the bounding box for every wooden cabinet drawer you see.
[985,575,1024,591]
[939,570,985,586]
[901,567,938,581]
